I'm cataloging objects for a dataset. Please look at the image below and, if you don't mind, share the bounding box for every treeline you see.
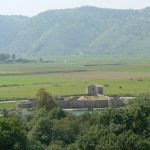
[0,53,16,63]
[0,89,149,150]
[0,53,34,64]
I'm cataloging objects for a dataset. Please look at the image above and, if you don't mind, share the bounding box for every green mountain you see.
[0,6,150,57]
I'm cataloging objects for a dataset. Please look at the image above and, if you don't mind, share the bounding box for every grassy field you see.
[0,102,17,109]
[0,56,149,100]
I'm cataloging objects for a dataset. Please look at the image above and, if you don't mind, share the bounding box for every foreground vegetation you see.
[0,89,149,150]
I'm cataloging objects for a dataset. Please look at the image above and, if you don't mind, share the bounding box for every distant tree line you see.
[0,90,149,150]
[0,53,50,64]
[0,53,35,64]
[0,53,16,63]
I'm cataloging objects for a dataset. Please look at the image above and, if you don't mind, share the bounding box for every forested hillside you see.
[0,6,150,57]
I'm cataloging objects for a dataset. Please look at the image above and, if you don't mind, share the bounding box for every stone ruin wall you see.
[56,99,124,109]
[16,98,125,109]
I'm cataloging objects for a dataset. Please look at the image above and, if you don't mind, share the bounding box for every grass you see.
[0,76,149,99]
[0,102,17,109]
[0,56,149,99]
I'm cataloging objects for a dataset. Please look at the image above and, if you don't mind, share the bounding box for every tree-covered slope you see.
[0,6,150,57]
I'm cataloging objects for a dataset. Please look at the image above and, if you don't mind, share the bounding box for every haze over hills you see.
[0,6,150,57]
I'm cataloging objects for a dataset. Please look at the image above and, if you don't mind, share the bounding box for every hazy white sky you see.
[0,0,150,16]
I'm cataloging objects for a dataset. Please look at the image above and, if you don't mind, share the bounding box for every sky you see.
[0,0,150,16]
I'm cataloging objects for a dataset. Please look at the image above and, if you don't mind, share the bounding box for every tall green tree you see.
[28,117,53,145]
[36,89,56,111]
[0,116,27,150]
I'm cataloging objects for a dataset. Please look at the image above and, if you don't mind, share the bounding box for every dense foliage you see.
[0,94,149,150]
[36,88,56,111]
[0,7,150,57]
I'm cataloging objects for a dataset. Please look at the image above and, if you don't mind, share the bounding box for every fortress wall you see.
[109,99,125,108]
[56,99,124,109]
[56,100,109,109]
[16,98,125,109]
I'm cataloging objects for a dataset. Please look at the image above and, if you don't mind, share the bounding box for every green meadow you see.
[0,102,17,109]
[0,56,150,100]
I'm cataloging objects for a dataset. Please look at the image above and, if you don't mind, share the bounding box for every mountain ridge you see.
[0,6,150,57]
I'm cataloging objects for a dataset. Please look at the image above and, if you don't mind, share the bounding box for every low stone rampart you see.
[16,98,125,109]
[109,99,125,108]
[56,99,124,109]
[16,101,36,108]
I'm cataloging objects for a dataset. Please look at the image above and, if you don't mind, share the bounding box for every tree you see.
[46,141,65,150]
[0,53,10,62]
[117,131,150,150]
[28,108,54,146]
[127,95,150,136]
[0,116,27,150]
[36,89,56,111]
[52,116,79,144]
[49,107,66,120]
[28,116,53,145]
[12,53,16,60]
[26,139,45,150]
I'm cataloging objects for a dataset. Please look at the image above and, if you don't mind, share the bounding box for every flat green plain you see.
[0,56,150,99]
[0,102,17,109]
